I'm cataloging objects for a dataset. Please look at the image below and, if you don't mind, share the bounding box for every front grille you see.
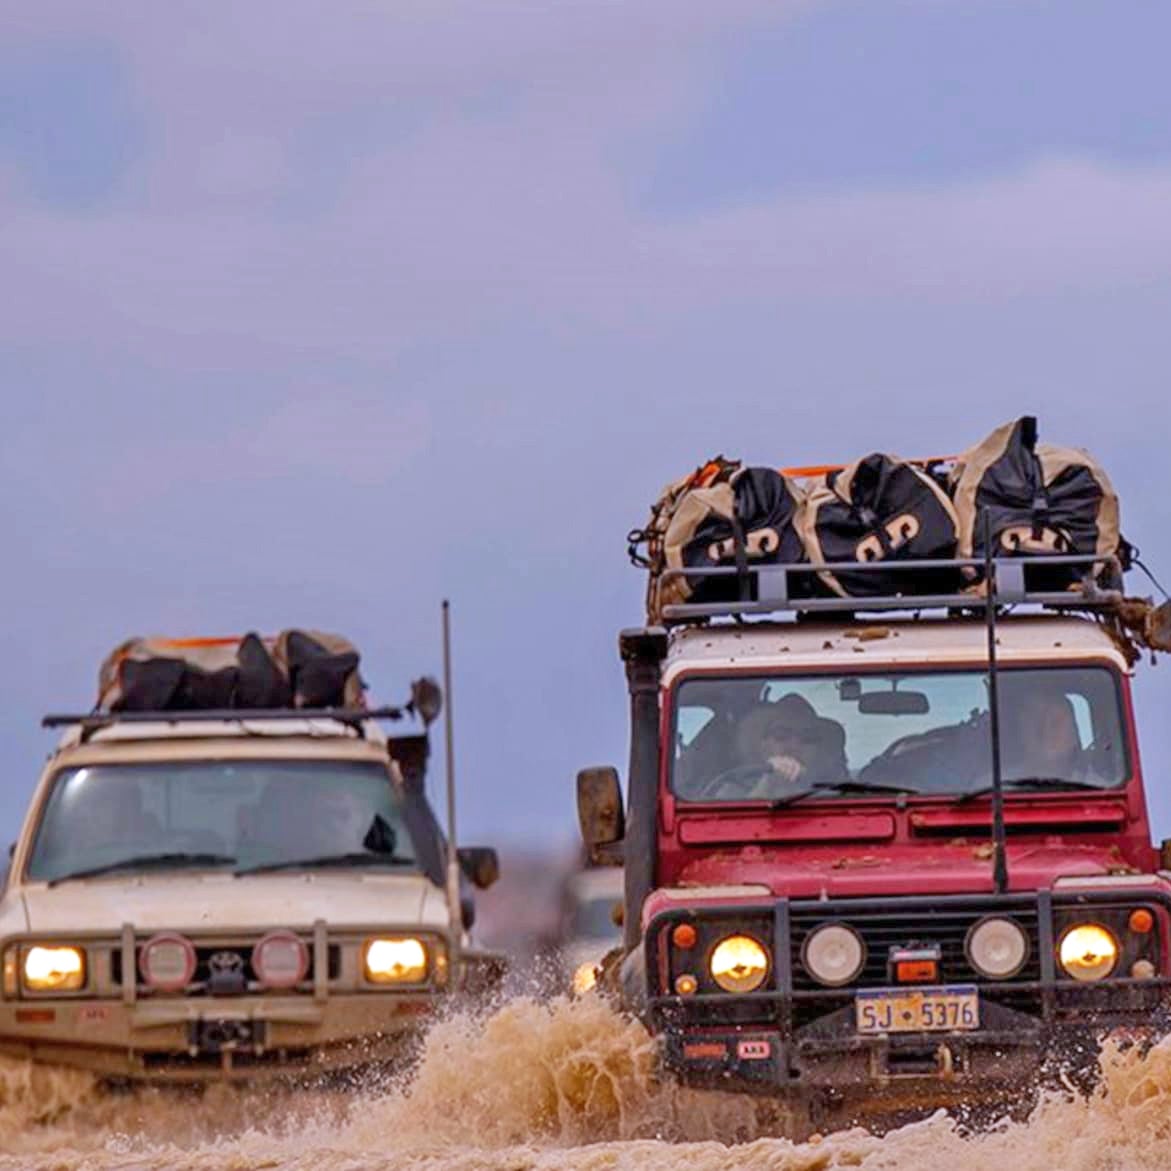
[789,902,1042,1028]
[112,940,341,995]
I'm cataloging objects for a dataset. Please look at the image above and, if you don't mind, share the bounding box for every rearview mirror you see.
[457,846,500,890]
[576,766,625,865]
[858,690,930,716]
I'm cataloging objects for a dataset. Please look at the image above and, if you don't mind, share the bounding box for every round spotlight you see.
[1058,923,1119,983]
[252,931,308,989]
[709,935,769,993]
[965,917,1029,979]
[801,924,865,988]
[139,933,196,992]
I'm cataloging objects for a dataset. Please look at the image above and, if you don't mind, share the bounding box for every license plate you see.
[189,1018,264,1053]
[855,985,979,1034]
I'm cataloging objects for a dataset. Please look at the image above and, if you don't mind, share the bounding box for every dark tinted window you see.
[27,760,418,883]
[672,666,1128,803]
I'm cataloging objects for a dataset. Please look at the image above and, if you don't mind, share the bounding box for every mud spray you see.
[1,995,1170,1170]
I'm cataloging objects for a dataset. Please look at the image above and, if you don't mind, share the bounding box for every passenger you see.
[1003,688,1088,781]
[69,776,159,852]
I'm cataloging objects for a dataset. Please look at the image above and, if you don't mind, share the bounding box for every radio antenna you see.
[982,510,1009,894]
[441,600,463,945]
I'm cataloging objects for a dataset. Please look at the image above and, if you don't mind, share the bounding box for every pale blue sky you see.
[2,1,1169,850]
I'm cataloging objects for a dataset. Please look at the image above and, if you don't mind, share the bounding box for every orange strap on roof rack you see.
[153,637,244,649]
[782,454,959,478]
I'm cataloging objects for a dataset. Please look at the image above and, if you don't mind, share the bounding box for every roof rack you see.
[41,705,414,743]
[42,705,407,729]
[659,553,1123,623]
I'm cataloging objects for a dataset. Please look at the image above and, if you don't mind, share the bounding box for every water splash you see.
[0,995,1169,1170]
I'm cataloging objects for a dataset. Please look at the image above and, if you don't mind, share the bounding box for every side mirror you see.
[1160,840,1171,872]
[1150,601,1171,653]
[457,846,500,890]
[576,766,625,865]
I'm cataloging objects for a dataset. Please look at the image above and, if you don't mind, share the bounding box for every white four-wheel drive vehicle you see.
[0,632,502,1081]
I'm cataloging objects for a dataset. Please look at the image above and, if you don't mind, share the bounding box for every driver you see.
[243,780,371,859]
[721,693,849,798]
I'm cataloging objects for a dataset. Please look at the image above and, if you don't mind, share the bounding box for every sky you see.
[2,0,1170,854]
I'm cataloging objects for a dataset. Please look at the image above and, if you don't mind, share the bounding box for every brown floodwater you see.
[1,995,1169,1170]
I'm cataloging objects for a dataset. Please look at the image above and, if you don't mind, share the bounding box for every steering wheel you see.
[691,763,770,800]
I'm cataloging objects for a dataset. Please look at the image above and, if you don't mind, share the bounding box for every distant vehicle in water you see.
[0,630,503,1082]
[557,866,623,995]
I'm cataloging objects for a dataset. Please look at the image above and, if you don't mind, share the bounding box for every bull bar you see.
[644,888,1171,1094]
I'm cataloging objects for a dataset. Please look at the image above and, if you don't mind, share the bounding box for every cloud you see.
[3,2,1171,843]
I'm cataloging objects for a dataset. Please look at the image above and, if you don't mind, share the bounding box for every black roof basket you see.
[43,704,406,733]
[44,677,443,743]
[658,552,1124,624]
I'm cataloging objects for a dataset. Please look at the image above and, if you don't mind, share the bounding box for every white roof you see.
[566,867,624,902]
[45,719,402,772]
[663,613,1128,684]
[76,718,372,743]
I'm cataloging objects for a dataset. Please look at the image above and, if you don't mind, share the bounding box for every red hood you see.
[673,839,1145,901]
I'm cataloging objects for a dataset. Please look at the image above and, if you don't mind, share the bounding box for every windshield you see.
[571,895,621,941]
[26,760,419,883]
[671,666,1129,804]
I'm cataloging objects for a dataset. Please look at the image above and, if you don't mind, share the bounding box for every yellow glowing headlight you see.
[363,937,428,984]
[23,946,85,992]
[1058,923,1118,983]
[572,961,599,996]
[709,934,769,993]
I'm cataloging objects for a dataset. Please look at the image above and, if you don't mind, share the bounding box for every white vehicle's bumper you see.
[0,990,442,1080]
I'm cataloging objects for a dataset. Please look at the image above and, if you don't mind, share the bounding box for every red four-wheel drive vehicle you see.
[577,552,1171,1121]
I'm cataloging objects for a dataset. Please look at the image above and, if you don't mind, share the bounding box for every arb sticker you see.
[737,1039,771,1060]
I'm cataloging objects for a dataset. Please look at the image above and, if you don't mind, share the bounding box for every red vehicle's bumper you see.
[643,889,1171,1103]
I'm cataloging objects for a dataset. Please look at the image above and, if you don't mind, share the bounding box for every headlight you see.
[966,917,1029,979]
[709,934,769,993]
[364,937,428,984]
[572,961,598,995]
[1058,923,1118,982]
[802,923,865,987]
[23,945,85,992]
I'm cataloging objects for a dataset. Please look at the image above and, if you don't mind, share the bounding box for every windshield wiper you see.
[956,776,1108,804]
[235,851,416,876]
[771,780,920,809]
[47,852,237,886]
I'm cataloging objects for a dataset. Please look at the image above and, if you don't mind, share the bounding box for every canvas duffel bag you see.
[799,453,960,597]
[273,629,363,708]
[631,458,806,622]
[98,630,360,712]
[950,417,1123,590]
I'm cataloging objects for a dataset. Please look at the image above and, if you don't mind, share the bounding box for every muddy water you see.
[1,995,1170,1170]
